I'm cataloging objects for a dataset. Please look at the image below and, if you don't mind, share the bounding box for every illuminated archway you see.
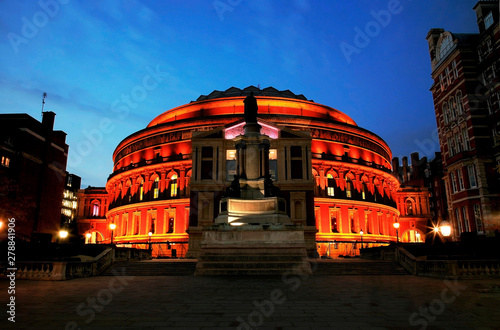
[401,229,424,243]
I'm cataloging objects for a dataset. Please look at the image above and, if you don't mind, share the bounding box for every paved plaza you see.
[1,271,500,329]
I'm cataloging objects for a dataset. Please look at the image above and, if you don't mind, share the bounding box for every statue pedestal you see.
[195,224,312,276]
[215,196,290,225]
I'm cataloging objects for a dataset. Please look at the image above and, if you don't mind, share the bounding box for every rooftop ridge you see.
[195,85,311,102]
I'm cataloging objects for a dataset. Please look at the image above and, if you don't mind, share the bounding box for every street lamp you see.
[415,232,421,243]
[59,230,68,240]
[440,221,451,240]
[360,230,364,249]
[393,221,400,243]
[86,232,92,244]
[109,223,116,245]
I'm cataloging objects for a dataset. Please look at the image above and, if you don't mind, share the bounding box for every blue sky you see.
[0,0,480,187]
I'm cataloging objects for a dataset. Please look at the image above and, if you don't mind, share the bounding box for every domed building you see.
[78,86,429,258]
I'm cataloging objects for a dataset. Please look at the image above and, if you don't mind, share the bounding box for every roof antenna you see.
[41,92,47,115]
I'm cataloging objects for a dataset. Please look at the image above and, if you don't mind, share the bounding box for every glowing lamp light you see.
[86,233,92,238]
[59,230,68,239]
[148,231,153,237]
[440,221,451,237]
[393,222,400,243]
[109,223,116,230]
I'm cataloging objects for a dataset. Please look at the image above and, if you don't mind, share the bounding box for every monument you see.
[194,93,313,275]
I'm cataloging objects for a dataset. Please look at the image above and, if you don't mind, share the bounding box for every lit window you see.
[345,177,352,198]
[331,217,338,233]
[170,174,178,197]
[462,207,470,232]
[327,174,335,197]
[1,156,10,167]
[153,177,159,199]
[474,204,484,233]
[406,200,413,215]
[139,181,144,201]
[92,202,100,217]
[467,165,477,188]
[484,11,494,30]
[361,182,366,200]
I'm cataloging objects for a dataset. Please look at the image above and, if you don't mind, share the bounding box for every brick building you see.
[426,0,500,239]
[0,112,68,240]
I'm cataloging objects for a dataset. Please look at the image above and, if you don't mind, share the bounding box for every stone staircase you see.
[313,259,409,276]
[101,260,197,276]
[195,248,311,276]
[100,258,409,276]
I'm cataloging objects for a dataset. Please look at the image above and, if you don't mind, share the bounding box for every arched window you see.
[153,177,159,199]
[139,180,144,201]
[170,174,178,197]
[438,33,453,60]
[346,177,353,198]
[331,217,338,233]
[406,199,413,215]
[449,98,456,120]
[326,173,335,197]
[456,91,463,114]
[92,201,100,217]
[443,103,449,124]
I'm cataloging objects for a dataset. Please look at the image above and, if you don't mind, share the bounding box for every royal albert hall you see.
[103,86,404,258]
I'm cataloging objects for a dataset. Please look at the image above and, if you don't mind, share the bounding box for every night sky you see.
[0,0,480,187]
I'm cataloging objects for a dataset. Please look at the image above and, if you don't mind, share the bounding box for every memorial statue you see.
[243,92,258,124]
[224,175,241,198]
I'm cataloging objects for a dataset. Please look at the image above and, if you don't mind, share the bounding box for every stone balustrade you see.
[395,246,500,279]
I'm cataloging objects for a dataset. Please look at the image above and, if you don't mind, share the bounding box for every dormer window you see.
[484,11,494,30]
[438,34,453,61]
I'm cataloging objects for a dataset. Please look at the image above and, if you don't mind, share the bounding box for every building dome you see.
[104,86,401,257]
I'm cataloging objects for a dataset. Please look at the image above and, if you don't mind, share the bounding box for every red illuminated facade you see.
[79,86,431,257]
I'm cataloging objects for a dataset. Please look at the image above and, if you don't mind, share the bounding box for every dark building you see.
[61,173,81,237]
[426,0,500,239]
[0,112,68,240]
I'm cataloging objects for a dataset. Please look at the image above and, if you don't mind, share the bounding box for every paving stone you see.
[1,274,499,328]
